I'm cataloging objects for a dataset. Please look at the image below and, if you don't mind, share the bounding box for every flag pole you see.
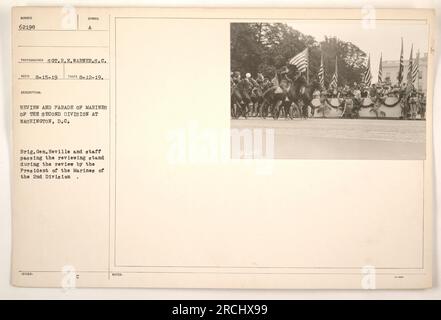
[398,37,403,86]
[306,47,310,83]
[378,52,382,84]
[417,49,420,92]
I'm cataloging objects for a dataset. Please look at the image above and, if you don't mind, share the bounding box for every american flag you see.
[362,54,372,87]
[329,56,338,89]
[289,48,308,73]
[412,50,420,86]
[398,38,404,84]
[378,53,383,83]
[407,44,414,86]
[318,53,325,88]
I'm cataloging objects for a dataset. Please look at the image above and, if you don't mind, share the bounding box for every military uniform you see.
[237,77,252,104]
[408,92,419,120]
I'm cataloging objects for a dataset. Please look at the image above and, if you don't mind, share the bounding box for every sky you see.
[287,20,429,80]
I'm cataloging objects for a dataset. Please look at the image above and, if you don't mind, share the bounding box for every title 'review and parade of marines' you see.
[231,38,426,121]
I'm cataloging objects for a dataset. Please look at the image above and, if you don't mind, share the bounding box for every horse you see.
[250,85,264,117]
[284,66,320,119]
[260,85,288,119]
[231,84,246,119]
[258,65,318,120]
[261,66,304,120]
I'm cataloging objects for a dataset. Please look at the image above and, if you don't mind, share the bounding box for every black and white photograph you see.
[230,21,429,159]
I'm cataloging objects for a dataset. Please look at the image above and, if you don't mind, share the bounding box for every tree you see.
[230,23,263,75]
[320,36,367,86]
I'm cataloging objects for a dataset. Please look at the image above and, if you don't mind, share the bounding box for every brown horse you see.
[260,66,300,119]
[251,85,264,117]
[258,65,318,120]
[285,66,320,119]
[231,84,245,119]
[260,85,289,119]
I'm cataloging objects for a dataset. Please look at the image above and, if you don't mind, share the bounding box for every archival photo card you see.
[11,7,434,289]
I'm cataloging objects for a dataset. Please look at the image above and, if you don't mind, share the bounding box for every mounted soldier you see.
[235,72,254,118]
[250,73,265,117]
[260,66,293,119]
[230,71,243,118]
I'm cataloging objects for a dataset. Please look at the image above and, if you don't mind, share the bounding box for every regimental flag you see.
[362,54,372,87]
[329,56,338,89]
[378,53,383,83]
[318,53,325,88]
[398,38,404,84]
[407,44,414,86]
[289,48,308,73]
[412,50,420,86]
